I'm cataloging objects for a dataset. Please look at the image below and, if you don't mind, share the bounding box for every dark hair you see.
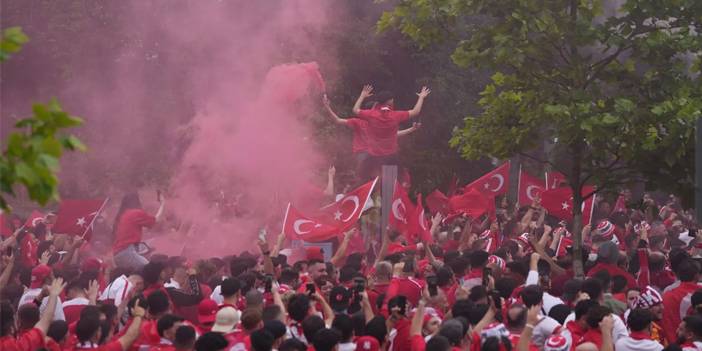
[264,319,287,339]
[0,301,14,336]
[470,250,490,269]
[627,308,653,332]
[194,332,229,351]
[47,320,68,343]
[365,316,387,345]
[585,305,611,328]
[374,91,395,105]
[506,304,527,329]
[80,305,101,320]
[350,312,366,340]
[593,270,612,291]
[241,308,263,331]
[520,285,544,308]
[76,315,101,342]
[302,315,326,342]
[611,275,628,294]
[439,319,465,346]
[684,315,702,340]
[678,258,701,282]
[332,313,354,341]
[581,278,603,301]
[113,193,142,234]
[251,329,275,351]
[469,286,488,303]
[562,279,583,303]
[142,262,165,286]
[221,278,241,297]
[448,256,469,277]
[279,269,299,286]
[339,266,356,284]
[279,338,308,351]
[157,314,184,337]
[483,336,513,351]
[426,335,452,351]
[548,304,572,325]
[436,266,455,287]
[575,299,600,320]
[174,325,196,349]
[147,290,170,316]
[262,305,283,322]
[17,304,40,330]
[313,328,341,351]
[288,294,311,322]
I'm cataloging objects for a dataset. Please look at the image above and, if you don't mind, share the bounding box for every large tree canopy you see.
[380,0,702,276]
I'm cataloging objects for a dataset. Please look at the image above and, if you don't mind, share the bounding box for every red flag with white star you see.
[448,187,493,219]
[282,204,344,242]
[425,190,450,215]
[410,193,433,244]
[540,186,596,225]
[316,178,378,227]
[24,210,45,228]
[464,162,510,197]
[52,199,108,238]
[517,171,544,206]
[389,181,415,238]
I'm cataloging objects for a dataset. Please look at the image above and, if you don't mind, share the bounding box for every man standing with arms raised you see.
[351,84,430,181]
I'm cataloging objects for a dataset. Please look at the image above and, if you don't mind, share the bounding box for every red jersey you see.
[63,297,90,325]
[385,277,424,307]
[587,262,637,289]
[113,209,156,253]
[0,328,44,351]
[368,282,389,315]
[356,107,410,156]
[20,235,38,267]
[390,318,411,351]
[73,340,123,351]
[662,282,702,343]
[223,330,250,351]
[345,118,370,153]
[410,334,425,351]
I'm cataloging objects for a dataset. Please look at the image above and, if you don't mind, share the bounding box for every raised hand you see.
[416,86,431,98]
[132,299,146,318]
[411,122,422,130]
[88,280,99,302]
[360,85,374,99]
[48,277,66,297]
[39,250,51,265]
[328,166,336,178]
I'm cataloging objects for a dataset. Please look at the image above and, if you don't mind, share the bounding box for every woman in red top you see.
[112,193,165,271]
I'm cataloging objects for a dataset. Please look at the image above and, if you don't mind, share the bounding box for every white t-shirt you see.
[99,275,133,306]
[18,288,65,321]
[615,336,663,351]
[526,271,565,315]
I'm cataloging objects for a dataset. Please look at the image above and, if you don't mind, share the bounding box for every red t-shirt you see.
[0,328,44,351]
[391,319,411,351]
[113,209,156,253]
[223,330,250,351]
[73,340,123,351]
[410,334,425,351]
[357,107,410,156]
[20,235,38,267]
[587,262,637,289]
[346,118,370,154]
[385,277,424,307]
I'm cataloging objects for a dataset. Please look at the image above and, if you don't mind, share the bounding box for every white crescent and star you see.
[525,185,541,201]
[484,174,504,192]
[392,199,407,223]
[419,208,427,231]
[76,217,87,227]
[293,219,314,235]
[339,195,360,222]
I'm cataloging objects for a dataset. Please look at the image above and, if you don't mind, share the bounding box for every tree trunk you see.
[570,141,585,279]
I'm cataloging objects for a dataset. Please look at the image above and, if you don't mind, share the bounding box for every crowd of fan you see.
[2,191,702,351]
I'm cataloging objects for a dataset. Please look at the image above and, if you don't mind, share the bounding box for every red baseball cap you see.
[80,257,103,273]
[355,336,380,351]
[198,298,218,325]
[305,247,324,261]
[31,264,52,289]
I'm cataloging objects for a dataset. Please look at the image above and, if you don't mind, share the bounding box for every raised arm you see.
[118,299,146,350]
[0,251,15,290]
[408,86,431,118]
[323,166,335,196]
[313,292,335,326]
[352,85,373,115]
[410,299,427,337]
[330,229,355,266]
[397,122,421,137]
[322,96,348,125]
[35,278,66,335]
[155,194,166,221]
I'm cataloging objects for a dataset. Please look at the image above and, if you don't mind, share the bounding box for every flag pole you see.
[82,198,110,239]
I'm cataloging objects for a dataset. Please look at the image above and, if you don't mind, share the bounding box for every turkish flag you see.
[517,171,544,206]
[409,193,433,244]
[448,188,493,219]
[282,204,342,242]
[555,235,573,258]
[52,199,107,238]
[545,171,567,189]
[317,178,378,227]
[389,181,415,237]
[464,162,510,197]
[24,210,45,228]
[540,186,596,225]
[426,190,449,215]
[446,174,460,196]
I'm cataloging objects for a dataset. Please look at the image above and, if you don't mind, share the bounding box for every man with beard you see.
[625,286,666,346]
[676,314,702,350]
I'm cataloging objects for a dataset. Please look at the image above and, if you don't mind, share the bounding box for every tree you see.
[0,27,85,211]
[380,0,702,276]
